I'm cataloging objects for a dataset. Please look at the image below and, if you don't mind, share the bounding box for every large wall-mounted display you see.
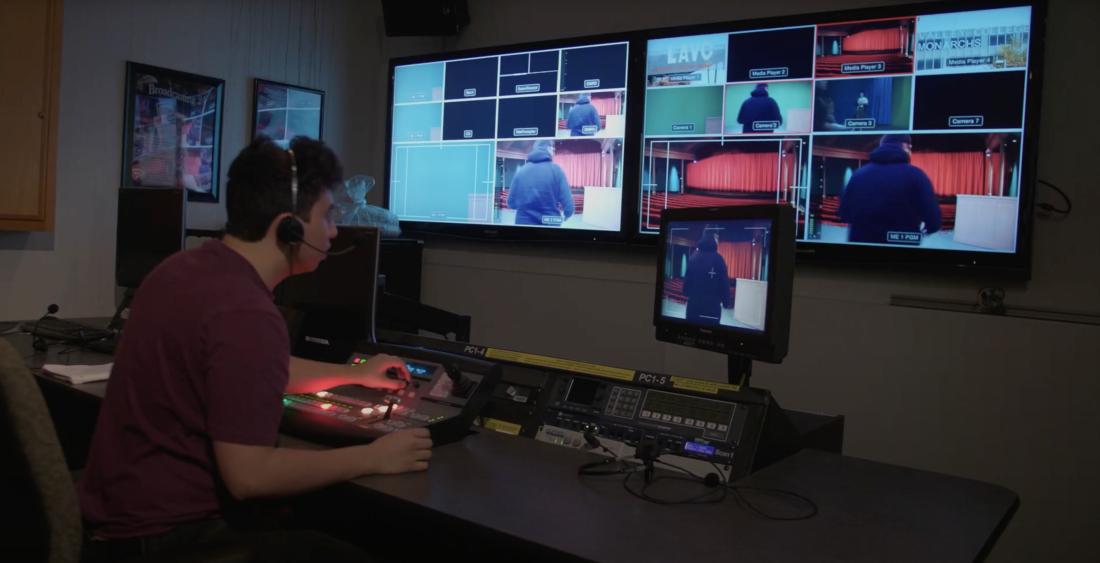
[639,3,1037,274]
[387,40,631,238]
[385,1,1043,274]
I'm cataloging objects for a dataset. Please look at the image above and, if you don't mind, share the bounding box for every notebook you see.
[41,362,113,385]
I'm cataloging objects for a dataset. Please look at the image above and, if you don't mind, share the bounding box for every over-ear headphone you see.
[276,148,304,246]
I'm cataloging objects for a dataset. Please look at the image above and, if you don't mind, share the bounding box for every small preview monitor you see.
[654,204,794,363]
[115,187,186,289]
[275,226,381,362]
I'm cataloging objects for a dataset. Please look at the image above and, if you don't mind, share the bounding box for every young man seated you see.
[79,136,431,562]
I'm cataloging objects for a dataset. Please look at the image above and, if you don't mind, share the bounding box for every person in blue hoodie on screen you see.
[839,134,942,245]
[507,139,574,226]
[683,230,733,325]
[736,83,783,134]
[565,93,601,136]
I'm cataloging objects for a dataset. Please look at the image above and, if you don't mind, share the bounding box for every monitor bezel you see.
[274,226,382,346]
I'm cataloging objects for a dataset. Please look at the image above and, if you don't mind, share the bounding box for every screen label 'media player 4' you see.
[640,3,1038,266]
[388,40,629,234]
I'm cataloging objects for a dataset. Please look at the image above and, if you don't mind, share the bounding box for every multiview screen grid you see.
[391,42,629,231]
[642,6,1031,253]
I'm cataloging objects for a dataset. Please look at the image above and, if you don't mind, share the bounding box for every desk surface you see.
[298,430,1015,563]
[6,330,1017,563]
[13,330,111,396]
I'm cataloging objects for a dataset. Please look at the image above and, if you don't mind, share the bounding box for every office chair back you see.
[0,338,83,563]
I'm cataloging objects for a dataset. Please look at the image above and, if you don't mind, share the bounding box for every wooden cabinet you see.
[0,0,62,231]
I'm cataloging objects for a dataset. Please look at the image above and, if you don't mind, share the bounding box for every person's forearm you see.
[225,444,374,499]
[287,356,356,394]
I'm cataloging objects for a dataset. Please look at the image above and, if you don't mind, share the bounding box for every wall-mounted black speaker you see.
[382,0,470,36]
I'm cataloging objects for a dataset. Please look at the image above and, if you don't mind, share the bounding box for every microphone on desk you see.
[31,303,60,352]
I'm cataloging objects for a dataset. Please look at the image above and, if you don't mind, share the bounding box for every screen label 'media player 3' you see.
[389,42,629,232]
[641,5,1033,254]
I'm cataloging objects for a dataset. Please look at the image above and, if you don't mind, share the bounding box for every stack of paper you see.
[42,362,113,384]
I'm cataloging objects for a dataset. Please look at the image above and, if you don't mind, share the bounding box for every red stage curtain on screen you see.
[911,151,1004,197]
[589,95,622,116]
[686,153,780,192]
[843,28,902,52]
[717,240,763,280]
[555,152,612,187]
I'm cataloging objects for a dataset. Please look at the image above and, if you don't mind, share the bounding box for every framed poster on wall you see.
[121,62,225,202]
[251,78,325,147]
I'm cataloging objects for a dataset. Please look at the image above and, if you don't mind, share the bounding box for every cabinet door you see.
[0,0,62,231]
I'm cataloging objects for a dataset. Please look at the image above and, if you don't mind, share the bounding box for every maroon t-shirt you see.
[78,240,289,539]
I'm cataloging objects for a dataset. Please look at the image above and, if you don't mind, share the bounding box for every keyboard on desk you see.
[20,317,116,346]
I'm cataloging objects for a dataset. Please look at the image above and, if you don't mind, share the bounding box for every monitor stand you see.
[108,288,135,331]
[728,354,753,387]
[728,353,803,472]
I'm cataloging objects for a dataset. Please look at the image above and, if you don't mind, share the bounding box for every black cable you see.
[576,434,813,513]
[727,485,819,521]
[618,454,726,505]
[577,444,816,515]
[578,457,641,477]
[577,431,642,477]
[655,458,707,480]
[583,430,622,458]
[621,469,727,505]
[707,453,816,521]
[635,457,725,503]
[595,444,618,457]
[1036,179,1072,216]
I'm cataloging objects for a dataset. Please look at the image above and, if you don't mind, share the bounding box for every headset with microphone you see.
[275,147,356,257]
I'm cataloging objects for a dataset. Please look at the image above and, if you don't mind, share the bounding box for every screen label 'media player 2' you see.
[389,41,629,232]
[641,5,1034,255]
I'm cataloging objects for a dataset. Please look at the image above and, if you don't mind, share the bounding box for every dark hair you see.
[696,230,718,252]
[880,133,912,146]
[224,136,343,241]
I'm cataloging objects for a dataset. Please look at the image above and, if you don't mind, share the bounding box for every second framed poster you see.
[252,79,325,147]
